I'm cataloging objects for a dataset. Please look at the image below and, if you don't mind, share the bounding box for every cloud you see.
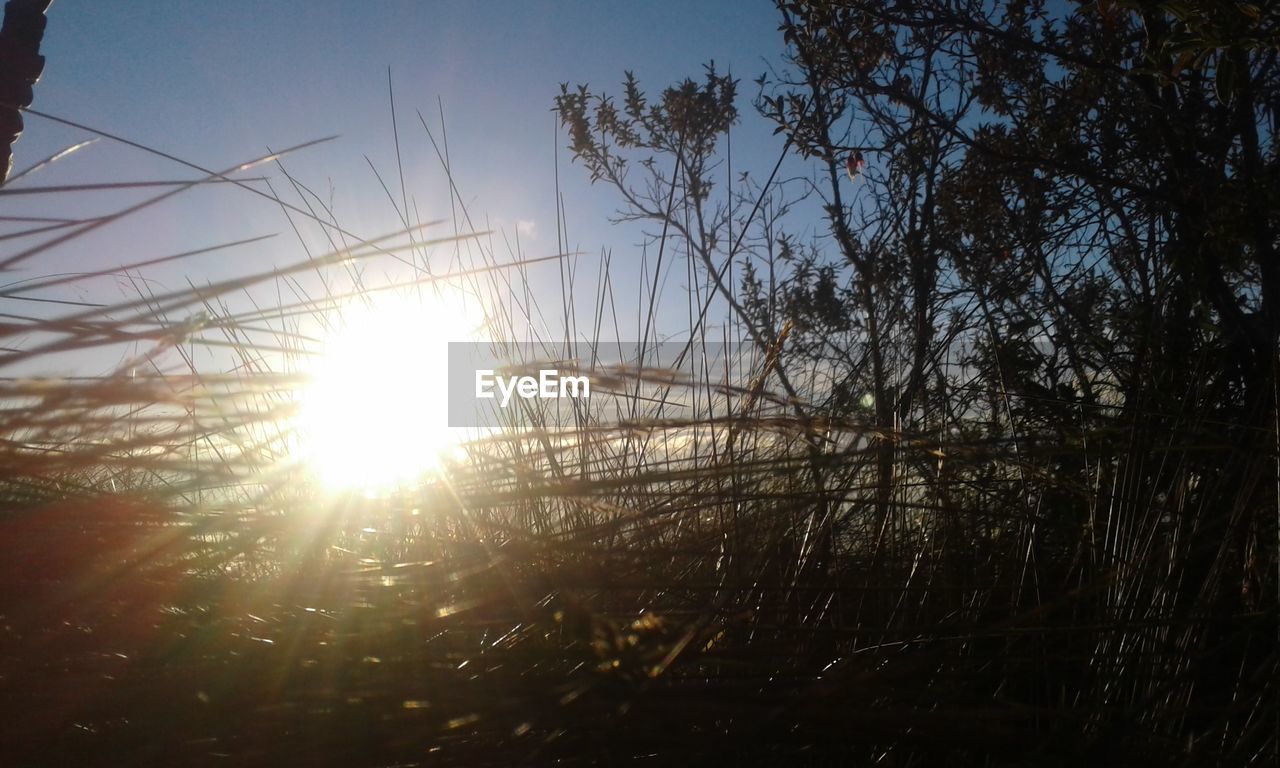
[516,219,537,240]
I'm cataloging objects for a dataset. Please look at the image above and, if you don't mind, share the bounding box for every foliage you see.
[0,2,1277,765]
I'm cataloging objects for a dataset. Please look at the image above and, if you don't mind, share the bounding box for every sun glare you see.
[296,288,485,492]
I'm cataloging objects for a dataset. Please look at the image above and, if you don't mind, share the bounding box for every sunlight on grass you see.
[297,288,485,492]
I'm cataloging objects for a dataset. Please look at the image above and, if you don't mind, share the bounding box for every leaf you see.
[1214,54,1236,103]
[1161,1,1196,23]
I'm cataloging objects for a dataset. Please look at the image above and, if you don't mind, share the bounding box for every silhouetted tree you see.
[558,0,1279,761]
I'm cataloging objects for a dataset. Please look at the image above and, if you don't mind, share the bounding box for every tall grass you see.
[0,99,1275,768]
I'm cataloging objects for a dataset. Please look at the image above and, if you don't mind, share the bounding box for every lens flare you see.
[296,288,483,491]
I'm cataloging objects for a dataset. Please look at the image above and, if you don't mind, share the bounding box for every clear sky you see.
[8,1,794,374]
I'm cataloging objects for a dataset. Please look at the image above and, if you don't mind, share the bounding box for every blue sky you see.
[7,1,794,373]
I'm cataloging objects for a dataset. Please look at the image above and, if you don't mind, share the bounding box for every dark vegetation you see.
[1,1,1278,765]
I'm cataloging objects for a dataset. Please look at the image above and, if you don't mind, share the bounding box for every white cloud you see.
[516,219,537,240]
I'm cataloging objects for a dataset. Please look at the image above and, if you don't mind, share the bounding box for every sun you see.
[295,287,485,492]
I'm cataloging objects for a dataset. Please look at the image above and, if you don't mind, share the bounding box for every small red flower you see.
[845,150,865,181]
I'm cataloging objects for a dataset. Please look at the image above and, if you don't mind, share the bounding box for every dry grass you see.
[0,104,1275,767]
